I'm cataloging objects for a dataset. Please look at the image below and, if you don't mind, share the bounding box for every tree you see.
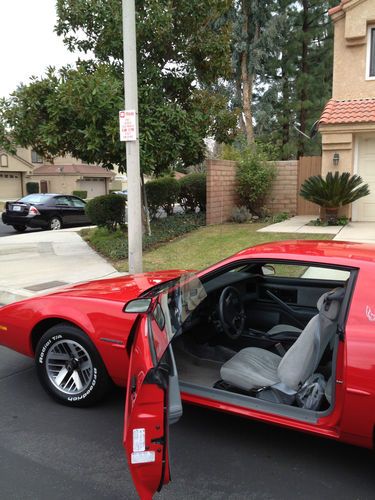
[0,0,237,174]
[295,0,336,158]
[253,0,336,159]
[231,0,278,145]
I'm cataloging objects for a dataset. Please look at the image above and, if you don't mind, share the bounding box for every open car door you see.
[123,275,206,499]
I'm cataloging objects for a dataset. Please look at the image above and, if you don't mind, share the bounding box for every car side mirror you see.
[262,264,275,276]
[123,298,152,313]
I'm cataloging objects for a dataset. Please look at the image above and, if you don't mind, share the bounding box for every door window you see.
[55,196,70,206]
[69,197,86,208]
[264,263,350,282]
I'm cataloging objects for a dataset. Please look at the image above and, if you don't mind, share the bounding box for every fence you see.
[206,157,321,225]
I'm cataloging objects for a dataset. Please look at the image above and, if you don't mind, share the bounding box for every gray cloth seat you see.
[220,289,344,393]
[267,324,302,336]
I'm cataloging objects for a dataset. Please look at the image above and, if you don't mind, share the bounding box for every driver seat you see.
[220,288,344,394]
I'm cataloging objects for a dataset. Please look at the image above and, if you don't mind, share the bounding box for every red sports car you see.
[0,240,374,498]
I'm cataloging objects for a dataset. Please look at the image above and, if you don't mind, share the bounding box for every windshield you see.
[154,273,207,342]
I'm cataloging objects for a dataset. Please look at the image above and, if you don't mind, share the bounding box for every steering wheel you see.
[218,286,245,340]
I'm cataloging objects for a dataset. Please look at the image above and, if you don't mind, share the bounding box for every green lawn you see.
[114,222,333,273]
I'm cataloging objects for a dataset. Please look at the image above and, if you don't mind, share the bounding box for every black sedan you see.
[1,194,91,232]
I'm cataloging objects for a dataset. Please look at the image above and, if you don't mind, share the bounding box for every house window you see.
[367,26,375,78]
[31,150,43,163]
[0,154,8,167]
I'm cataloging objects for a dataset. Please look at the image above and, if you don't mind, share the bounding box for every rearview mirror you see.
[262,264,275,276]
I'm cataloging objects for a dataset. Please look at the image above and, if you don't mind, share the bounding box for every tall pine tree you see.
[253,0,336,159]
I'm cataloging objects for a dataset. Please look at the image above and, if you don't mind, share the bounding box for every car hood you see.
[47,270,190,303]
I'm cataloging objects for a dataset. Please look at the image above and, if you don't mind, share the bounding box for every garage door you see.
[354,135,375,221]
[78,178,106,198]
[0,172,22,200]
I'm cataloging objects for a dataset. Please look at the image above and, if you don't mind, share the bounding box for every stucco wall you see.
[29,175,78,195]
[206,159,298,225]
[26,175,110,197]
[332,1,375,99]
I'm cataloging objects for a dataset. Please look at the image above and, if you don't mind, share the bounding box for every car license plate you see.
[12,205,22,212]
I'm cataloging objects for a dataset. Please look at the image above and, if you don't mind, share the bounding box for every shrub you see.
[145,176,180,218]
[26,182,39,194]
[85,194,126,231]
[235,146,276,214]
[178,173,206,212]
[300,171,370,222]
[72,190,87,199]
[271,212,290,223]
[231,206,252,223]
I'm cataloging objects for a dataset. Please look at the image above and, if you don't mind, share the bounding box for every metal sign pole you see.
[122,0,143,274]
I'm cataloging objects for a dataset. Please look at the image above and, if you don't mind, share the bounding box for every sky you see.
[0,0,78,98]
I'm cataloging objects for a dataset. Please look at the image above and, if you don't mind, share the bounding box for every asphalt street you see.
[0,346,374,500]
[0,218,41,237]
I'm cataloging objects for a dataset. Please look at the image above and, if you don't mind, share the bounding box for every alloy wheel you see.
[50,217,62,230]
[45,339,93,395]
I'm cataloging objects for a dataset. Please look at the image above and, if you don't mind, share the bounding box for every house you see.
[0,147,115,199]
[320,0,375,221]
[0,148,34,199]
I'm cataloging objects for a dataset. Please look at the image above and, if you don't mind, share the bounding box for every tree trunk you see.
[297,0,309,159]
[281,51,290,159]
[236,75,246,136]
[141,173,151,236]
[241,0,254,144]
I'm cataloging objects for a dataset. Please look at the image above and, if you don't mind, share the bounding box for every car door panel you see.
[247,278,344,332]
[124,302,182,499]
[69,196,89,224]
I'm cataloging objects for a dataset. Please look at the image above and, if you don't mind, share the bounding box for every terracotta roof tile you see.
[320,98,375,125]
[32,164,115,177]
[328,0,351,16]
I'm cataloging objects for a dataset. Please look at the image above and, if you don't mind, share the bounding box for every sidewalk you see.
[0,227,122,305]
[258,215,375,243]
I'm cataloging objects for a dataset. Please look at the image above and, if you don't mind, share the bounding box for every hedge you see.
[178,173,206,212]
[72,190,88,199]
[145,176,180,218]
[26,182,39,194]
[85,193,126,230]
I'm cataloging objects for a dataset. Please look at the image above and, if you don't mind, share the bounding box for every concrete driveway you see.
[258,215,375,243]
[0,227,121,305]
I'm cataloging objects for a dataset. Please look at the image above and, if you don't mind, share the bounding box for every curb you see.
[0,289,35,306]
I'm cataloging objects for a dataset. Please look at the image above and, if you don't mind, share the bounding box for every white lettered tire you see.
[35,323,111,407]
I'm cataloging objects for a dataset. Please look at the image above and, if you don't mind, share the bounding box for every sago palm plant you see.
[300,171,370,221]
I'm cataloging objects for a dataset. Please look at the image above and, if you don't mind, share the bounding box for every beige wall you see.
[29,175,78,195]
[264,161,298,215]
[0,152,33,174]
[320,122,375,217]
[46,155,83,166]
[206,160,238,225]
[332,0,375,99]
[206,159,298,225]
[320,123,375,174]
[16,147,33,164]
[29,175,110,197]
[16,147,86,166]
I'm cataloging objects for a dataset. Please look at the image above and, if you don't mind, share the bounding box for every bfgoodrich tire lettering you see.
[35,323,111,407]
